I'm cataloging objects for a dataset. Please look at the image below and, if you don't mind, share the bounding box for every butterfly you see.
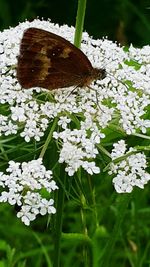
[17,27,106,90]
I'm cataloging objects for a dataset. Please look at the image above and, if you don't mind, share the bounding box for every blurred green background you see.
[0,0,150,46]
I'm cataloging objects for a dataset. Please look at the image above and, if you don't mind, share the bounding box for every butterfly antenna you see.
[87,68,131,111]
[106,71,130,90]
[101,59,131,90]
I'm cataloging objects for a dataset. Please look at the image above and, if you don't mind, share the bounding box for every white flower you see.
[11,106,26,122]
[59,142,85,176]
[82,161,100,175]
[0,159,58,225]
[39,198,56,215]
[2,120,18,136]
[0,190,22,205]
[0,19,150,178]
[17,205,36,226]
[110,140,150,193]
[16,191,56,225]
[111,140,127,160]
[58,116,71,129]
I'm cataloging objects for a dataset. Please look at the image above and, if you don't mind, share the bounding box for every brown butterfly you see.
[17,27,106,90]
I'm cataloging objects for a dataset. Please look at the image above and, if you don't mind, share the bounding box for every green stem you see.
[97,144,112,159]
[74,0,87,48]
[132,132,150,140]
[39,118,58,159]
[87,175,99,228]
[77,169,92,267]
[62,233,92,245]
[53,164,66,267]
[99,194,131,267]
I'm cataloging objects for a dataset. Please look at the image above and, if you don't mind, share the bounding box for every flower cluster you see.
[0,114,18,136]
[0,159,58,225]
[0,19,150,182]
[53,112,106,176]
[109,140,150,193]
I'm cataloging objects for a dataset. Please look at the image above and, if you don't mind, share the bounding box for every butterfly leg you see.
[87,85,103,111]
[60,85,78,103]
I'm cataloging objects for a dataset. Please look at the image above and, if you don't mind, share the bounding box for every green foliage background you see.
[0,0,150,46]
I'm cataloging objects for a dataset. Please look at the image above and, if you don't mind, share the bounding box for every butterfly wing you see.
[17,27,93,89]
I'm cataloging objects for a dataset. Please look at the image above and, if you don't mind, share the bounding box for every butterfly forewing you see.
[17,27,96,89]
